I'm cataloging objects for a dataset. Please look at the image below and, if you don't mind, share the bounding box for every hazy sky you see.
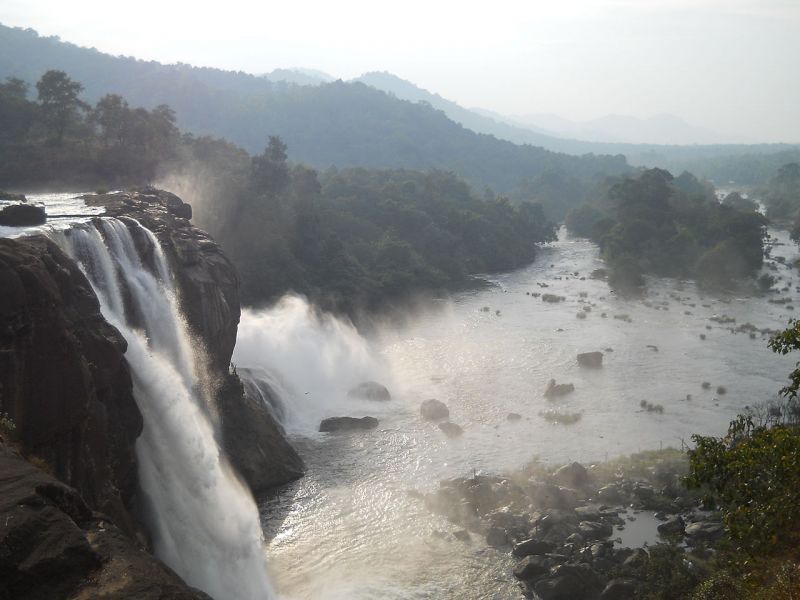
[2,0,799,142]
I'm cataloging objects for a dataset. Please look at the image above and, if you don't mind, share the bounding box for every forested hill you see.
[0,24,630,194]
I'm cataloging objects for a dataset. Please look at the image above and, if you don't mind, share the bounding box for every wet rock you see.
[657,516,685,537]
[507,412,522,421]
[347,381,391,401]
[0,191,27,201]
[486,526,508,548]
[0,203,46,226]
[597,483,624,503]
[513,538,556,558]
[578,521,613,540]
[685,521,724,544]
[542,294,566,303]
[513,555,552,582]
[534,563,604,600]
[577,351,603,368]
[552,462,589,488]
[544,379,576,399]
[453,529,471,542]
[420,398,449,420]
[438,422,464,437]
[319,416,379,432]
[600,578,638,600]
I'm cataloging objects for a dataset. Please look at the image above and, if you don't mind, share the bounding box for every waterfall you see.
[56,218,274,600]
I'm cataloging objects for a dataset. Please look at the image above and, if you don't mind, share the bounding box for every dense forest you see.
[0,70,557,313]
[564,168,767,290]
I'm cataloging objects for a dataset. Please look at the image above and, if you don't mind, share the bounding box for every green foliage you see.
[565,168,767,290]
[619,544,706,600]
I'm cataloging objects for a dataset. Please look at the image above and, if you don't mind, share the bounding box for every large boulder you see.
[420,398,449,420]
[552,462,589,488]
[600,578,638,600]
[0,443,210,600]
[513,555,552,582]
[685,521,725,544]
[0,203,45,226]
[347,381,391,401]
[319,416,379,432]
[533,564,604,600]
[438,422,464,437]
[0,191,27,201]
[513,538,555,558]
[577,351,604,368]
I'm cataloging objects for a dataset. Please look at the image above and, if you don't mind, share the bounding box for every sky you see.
[1,0,799,143]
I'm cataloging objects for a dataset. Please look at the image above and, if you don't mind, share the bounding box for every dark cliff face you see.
[0,442,211,600]
[0,235,142,537]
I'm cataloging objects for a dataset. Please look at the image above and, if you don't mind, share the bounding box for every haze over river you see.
[246,225,800,599]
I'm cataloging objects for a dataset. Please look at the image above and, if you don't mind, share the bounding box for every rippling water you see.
[0,192,105,238]
[253,227,800,600]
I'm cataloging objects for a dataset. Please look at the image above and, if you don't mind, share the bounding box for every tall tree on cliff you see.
[36,70,88,146]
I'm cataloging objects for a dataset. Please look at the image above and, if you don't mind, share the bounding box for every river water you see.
[246,227,800,600]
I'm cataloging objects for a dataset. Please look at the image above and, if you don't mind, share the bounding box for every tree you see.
[36,70,87,145]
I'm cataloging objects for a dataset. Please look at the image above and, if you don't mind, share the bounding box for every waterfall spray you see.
[56,218,274,600]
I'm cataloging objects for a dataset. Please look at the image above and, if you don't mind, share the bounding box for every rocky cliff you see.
[0,188,304,596]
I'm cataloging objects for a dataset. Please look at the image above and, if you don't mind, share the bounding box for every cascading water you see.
[56,218,274,600]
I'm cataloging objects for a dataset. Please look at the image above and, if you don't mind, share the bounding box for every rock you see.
[420,398,449,420]
[544,379,576,399]
[0,203,46,226]
[0,191,27,201]
[438,422,464,437]
[578,520,614,540]
[453,529,471,542]
[319,416,379,432]
[347,381,391,401]
[577,351,604,368]
[552,462,589,488]
[534,564,604,600]
[513,538,555,558]
[600,578,638,600]
[513,555,552,581]
[0,236,141,537]
[486,526,508,548]
[0,443,210,600]
[685,521,724,544]
[218,373,304,492]
[597,483,624,503]
[657,516,685,537]
[507,412,522,421]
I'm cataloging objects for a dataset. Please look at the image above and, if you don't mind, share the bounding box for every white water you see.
[56,218,274,600]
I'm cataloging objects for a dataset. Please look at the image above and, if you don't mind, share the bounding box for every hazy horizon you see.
[1,0,798,144]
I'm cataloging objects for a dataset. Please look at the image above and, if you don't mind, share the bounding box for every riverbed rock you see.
[552,462,589,488]
[578,520,614,540]
[420,399,450,420]
[600,578,638,600]
[513,555,552,581]
[507,412,522,421]
[0,203,46,226]
[544,379,576,399]
[0,191,27,201]
[577,351,604,368]
[533,563,604,600]
[347,381,392,401]
[657,515,685,537]
[486,526,509,548]
[685,521,724,544]
[319,416,379,432]
[438,421,464,437]
[513,538,555,558]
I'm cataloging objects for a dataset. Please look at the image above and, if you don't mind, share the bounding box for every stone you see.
[578,520,613,540]
[513,555,552,581]
[544,379,576,399]
[552,462,589,488]
[420,398,449,420]
[685,521,724,544]
[577,351,604,368]
[513,538,555,558]
[486,526,508,548]
[347,381,391,401]
[657,516,685,537]
[0,191,27,201]
[507,412,523,421]
[319,416,379,432]
[438,422,464,437]
[0,203,46,226]
[534,564,604,600]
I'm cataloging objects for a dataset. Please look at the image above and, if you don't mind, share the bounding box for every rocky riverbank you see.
[419,450,723,599]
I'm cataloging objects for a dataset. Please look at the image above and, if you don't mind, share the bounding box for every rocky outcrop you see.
[218,373,304,492]
[0,235,142,537]
[319,416,379,432]
[0,203,46,226]
[420,398,449,420]
[0,442,209,600]
[347,381,391,401]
